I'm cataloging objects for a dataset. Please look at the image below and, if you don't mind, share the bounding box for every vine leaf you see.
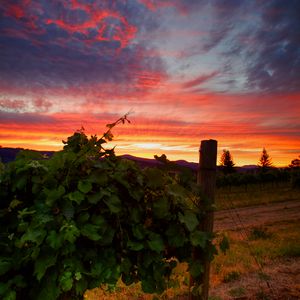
[179,211,199,232]
[60,271,73,292]
[147,233,164,252]
[68,191,85,204]
[46,230,63,250]
[0,258,12,276]
[190,231,208,248]
[45,185,65,206]
[34,254,57,281]
[78,181,92,194]
[189,260,204,278]
[81,224,102,241]
[103,195,121,213]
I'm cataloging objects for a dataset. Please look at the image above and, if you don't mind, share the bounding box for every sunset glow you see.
[1,0,299,166]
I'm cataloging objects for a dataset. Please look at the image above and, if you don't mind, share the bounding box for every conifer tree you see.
[258,148,272,171]
[220,149,235,174]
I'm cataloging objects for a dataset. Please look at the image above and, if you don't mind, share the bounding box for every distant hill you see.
[0,147,54,163]
[0,147,258,172]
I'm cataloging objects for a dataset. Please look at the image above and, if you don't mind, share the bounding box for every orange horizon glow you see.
[1,111,299,167]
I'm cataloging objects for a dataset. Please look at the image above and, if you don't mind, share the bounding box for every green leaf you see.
[8,198,22,211]
[46,230,63,250]
[75,278,88,295]
[87,193,101,204]
[130,207,142,223]
[0,282,9,296]
[74,272,82,281]
[167,183,188,199]
[190,231,208,248]
[141,277,156,293]
[81,224,102,241]
[153,196,169,218]
[20,227,46,246]
[34,254,57,281]
[220,235,230,254]
[68,191,85,204]
[60,223,80,243]
[144,168,165,189]
[147,233,164,252]
[120,258,132,274]
[78,180,92,194]
[179,211,199,232]
[104,194,121,213]
[99,226,115,246]
[132,225,145,240]
[37,271,60,300]
[45,185,65,206]
[61,202,75,220]
[189,260,203,278]
[60,271,73,292]
[0,259,11,276]
[91,214,106,226]
[127,240,144,251]
[3,290,16,300]
[87,171,108,185]
[166,225,186,247]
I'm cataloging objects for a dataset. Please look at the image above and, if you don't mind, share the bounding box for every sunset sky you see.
[0,0,299,166]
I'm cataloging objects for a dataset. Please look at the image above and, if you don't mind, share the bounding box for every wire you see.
[220,190,277,297]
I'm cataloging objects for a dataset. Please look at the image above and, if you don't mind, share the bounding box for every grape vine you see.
[0,116,220,300]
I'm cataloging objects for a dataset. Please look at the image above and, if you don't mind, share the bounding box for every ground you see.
[209,199,300,300]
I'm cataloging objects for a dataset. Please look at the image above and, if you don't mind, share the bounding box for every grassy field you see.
[85,184,300,299]
[215,182,299,210]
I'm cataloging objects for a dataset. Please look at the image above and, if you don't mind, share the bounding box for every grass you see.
[211,219,300,285]
[215,182,300,210]
[228,286,246,297]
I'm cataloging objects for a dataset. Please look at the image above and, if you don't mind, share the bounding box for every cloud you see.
[0,0,167,93]
[182,71,219,89]
[0,99,26,112]
[245,0,300,92]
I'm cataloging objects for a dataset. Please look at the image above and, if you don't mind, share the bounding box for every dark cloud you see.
[201,0,244,51]
[245,0,300,92]
[0,111,56,124]
[0,0,166,92]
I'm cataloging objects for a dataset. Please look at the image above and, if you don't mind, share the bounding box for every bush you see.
[0,118,217,299]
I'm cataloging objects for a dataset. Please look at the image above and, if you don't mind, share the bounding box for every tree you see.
[258,148,272,171]
[219,149,235,174]
[289,155,300,168]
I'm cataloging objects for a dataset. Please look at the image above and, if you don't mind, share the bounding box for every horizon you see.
[0,0,299,167]
[0,144,293,168]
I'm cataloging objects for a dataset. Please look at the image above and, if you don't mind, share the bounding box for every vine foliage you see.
[0,115,219,299]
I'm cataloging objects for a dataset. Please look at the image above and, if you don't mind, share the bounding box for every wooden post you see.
[190,139,217,300]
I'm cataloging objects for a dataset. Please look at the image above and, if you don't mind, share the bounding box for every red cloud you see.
[46,1,137,49]
[6,4,25,19]
[182,71,219,89]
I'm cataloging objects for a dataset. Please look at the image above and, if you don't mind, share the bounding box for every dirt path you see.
[214,199,300,231]
[210,199,300,299]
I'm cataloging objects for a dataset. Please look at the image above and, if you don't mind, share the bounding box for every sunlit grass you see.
[211,220,300,285]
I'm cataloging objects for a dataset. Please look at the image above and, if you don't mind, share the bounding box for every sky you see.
[0,0,299,166]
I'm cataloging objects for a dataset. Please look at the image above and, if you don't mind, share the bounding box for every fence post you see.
[190,139,217,300]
